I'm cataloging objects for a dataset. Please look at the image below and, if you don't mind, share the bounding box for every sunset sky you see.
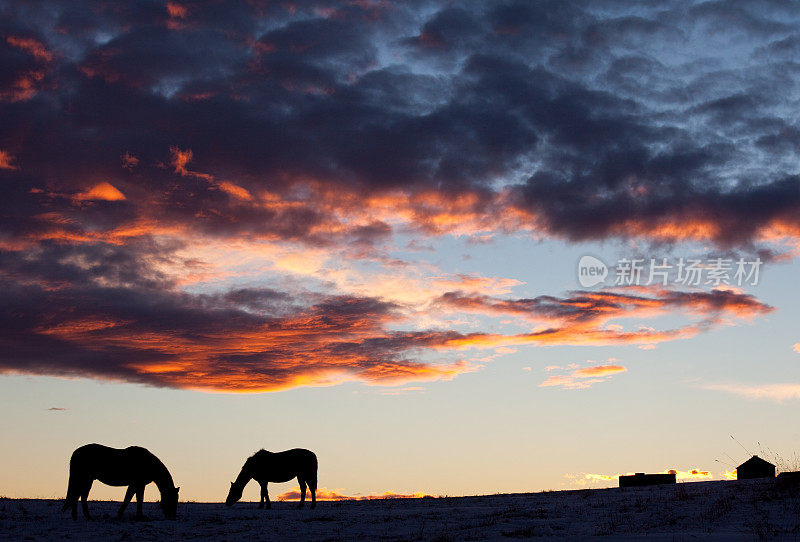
[2,0,800,502]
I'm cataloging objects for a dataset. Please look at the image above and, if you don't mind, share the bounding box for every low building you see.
[777,471,800,482]
[736,455,775,479]
[619,472,676,487]
[776,470,800,490]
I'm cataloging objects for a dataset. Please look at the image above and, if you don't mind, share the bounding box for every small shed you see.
[736,455,775,479]
[619,472,676,487]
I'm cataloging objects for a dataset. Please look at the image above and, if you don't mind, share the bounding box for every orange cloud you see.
[0,70,45,102]
[73,182,126,202]
[20,289,476,393]
[6,36,52,62]
[276,487,432,501]
[167,2,188,18]
[0,176,776,395]
[540,359,628,390]
[572,365,627,378]
[0,150,17,170]
[2,36,52,102]
[170,146,197,176]
[218,181,253,201]
[435,287,772,350]
[169,147,251,199]
[166,2,189,29]
[22,283,759,393]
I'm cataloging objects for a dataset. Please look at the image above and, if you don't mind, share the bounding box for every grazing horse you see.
[225,449,317,509]
[62,444,179,520]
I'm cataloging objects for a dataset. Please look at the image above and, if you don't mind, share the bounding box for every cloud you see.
[276,487,432,501]
[540,359,629,390]
[0,277,474,392]
[6,36,52,62]
[0,150,17,170]
[47,407,67,411]
[73,182,126,202]
[540,360,627,390]
[0,0,788,393]
[540,374,607,390]
[435,286,773,348]
[0,1,798,251]
[702,383,800,403]
[0,236,773,392]
[572,365,627,378]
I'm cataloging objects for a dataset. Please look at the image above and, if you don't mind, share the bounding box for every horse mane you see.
[244,449,268,469]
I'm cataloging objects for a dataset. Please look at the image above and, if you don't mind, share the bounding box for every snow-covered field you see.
[3,479,800,540]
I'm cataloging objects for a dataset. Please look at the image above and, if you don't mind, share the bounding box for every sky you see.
[1,0,800,502]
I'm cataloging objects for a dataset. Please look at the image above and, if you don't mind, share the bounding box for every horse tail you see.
[310,451,318,481]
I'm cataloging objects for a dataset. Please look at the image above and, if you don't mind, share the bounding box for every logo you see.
[577,255,608,288]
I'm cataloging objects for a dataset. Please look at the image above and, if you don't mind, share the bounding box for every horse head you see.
[226,481,243,506]
[160,486,179,519]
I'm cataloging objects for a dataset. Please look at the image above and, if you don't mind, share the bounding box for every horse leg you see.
[118,485,135,518]
[257,482,264,509]
[80,479,93,520]
[297,477,307,509]
[68,480,83,520]
[135,485,145,520]
[262,483,271,510]
[309,475,317,509]
[63,470,81,520]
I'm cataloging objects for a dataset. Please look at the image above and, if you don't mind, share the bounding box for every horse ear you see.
[230,482,235,486]
[175,487,180,493]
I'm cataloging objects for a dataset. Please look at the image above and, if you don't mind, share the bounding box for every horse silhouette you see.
[225,448,317,509]
[62,444,179,520]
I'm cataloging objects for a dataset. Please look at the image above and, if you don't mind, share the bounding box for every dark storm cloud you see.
[2,0,798,246]
[0,0,796,390]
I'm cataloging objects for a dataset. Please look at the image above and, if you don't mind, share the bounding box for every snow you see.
[2,479,799,540]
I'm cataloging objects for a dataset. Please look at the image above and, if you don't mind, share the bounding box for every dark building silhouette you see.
[777,471,800,482]
[736,455,775,479]
[619,472,676,487]
[776,471,800,490]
